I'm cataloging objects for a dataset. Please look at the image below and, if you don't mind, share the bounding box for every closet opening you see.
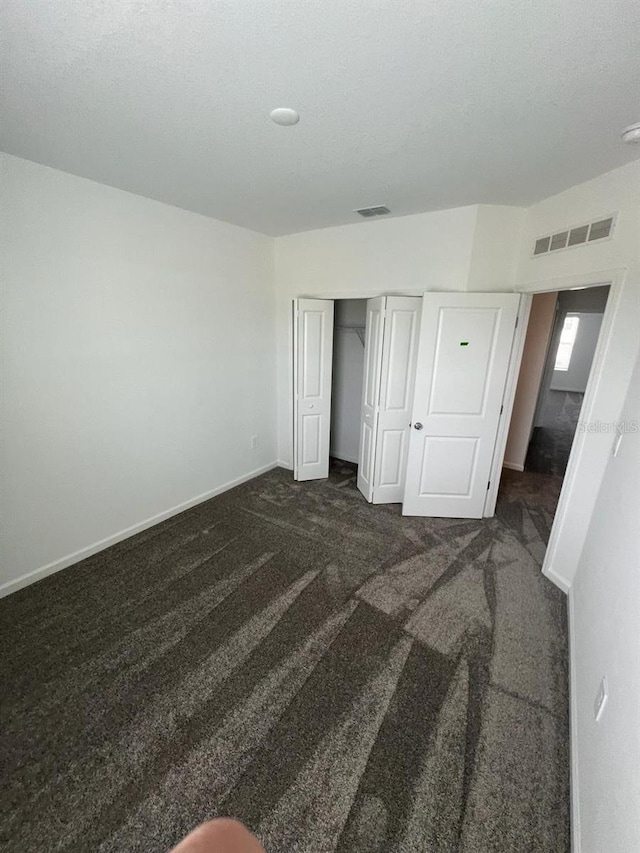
[293,295,421,505]
[329,298,367,483]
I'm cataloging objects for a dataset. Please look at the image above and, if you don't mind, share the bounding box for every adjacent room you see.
[1,3,639,853]
[496,283,612,543]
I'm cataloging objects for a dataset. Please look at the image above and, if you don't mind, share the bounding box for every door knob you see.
[414,422,423,430]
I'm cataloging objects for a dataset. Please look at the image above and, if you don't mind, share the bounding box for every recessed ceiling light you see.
[270,108,300,126]
[621,122,640,144]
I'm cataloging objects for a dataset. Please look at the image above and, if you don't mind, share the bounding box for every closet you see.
[293,291,522,519]
[330,300,367,466]
[293,295,421,503]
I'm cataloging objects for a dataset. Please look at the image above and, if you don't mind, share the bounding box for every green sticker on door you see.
[460,341,469,346]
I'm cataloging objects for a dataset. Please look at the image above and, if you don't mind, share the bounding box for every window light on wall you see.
[554,314,580,371]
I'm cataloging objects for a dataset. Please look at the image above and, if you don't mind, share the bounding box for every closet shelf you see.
[336,325,365,346]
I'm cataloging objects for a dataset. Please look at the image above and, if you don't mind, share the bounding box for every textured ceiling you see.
[1,0,639,235]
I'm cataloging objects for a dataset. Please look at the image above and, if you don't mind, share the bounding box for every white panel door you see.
[372,296,421,504]
[294,299,334,481]
[357,297,385,501]
[402,293,520,517]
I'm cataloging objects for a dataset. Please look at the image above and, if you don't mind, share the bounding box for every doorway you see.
[498,284,610,526]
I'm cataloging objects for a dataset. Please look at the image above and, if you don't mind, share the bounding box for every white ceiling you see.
[1,0,639,236]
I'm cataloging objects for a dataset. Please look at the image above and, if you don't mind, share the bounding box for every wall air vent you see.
[355,205,391,218]
[533,214,616,257]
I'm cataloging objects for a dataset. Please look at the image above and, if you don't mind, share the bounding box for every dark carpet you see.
[526,390,584,476]
[0,462,569,852]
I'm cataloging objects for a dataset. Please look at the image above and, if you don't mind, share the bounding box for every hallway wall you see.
[504,291,557,470]
[550,312,604,394]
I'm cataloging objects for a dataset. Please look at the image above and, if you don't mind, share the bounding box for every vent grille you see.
[355,205,391,218]
[533,215,615,257]
[549,231,568,251]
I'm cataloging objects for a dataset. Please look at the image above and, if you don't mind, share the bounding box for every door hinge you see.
[515,316,519,328]
[500,404,504,415]
[487,480,491,490]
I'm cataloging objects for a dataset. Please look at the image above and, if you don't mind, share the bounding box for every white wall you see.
[330,300,366,463]
[551,312,603,393]
[467,204,526,291]
[517,160,640,591]
[274,205,479,464]
[569,354,640,853]
[504,291,557,469]
[0,153,277,594]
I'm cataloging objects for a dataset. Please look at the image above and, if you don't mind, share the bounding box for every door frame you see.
[489,267,627,593]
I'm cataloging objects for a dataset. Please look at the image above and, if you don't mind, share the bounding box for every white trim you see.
[484,294,532,517]
[276,459,294,470]
[0,461,280,599]
[292,299,299,480]
[502,461,525,472]
[568,589,582,852]
[330,452,359,465]
[515,267,624,294]
[498,268,626,592]
[542,564,571,595]
[298,290,425,300]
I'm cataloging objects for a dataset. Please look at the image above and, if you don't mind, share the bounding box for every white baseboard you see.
[276,459,294,470]
[0,461,279,600]
[330,452,359,465]
[542,563,571,594]
[568,589,581,853]
[502,461,525,472]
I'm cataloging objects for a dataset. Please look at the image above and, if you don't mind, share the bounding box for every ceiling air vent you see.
[355,205,391,218]
[533,215,616,257]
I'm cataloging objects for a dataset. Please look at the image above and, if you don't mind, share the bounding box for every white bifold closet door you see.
[356,297,385,501]
[357,296,421,503]
[293,299,334,481]
[402,292,520,518]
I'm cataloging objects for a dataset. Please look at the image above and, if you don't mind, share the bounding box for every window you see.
[554,314,580,371]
